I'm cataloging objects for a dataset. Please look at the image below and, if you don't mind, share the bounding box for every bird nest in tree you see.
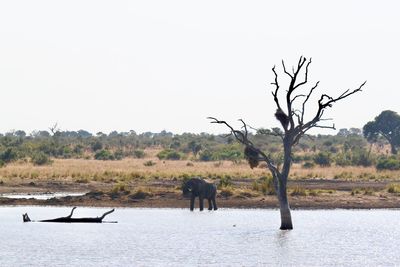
[244,146,259,169]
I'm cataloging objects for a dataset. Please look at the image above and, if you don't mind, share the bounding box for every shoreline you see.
[1,159,400,210]
[2,190,400,210]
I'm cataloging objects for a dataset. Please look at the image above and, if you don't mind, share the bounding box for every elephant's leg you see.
[190,195,195,211]
[199,196,204,211]
[208,198,213,210]
[212,197,218,210]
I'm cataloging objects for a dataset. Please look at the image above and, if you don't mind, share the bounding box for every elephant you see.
[182,178,217,211]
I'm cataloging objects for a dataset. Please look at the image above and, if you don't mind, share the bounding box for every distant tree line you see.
[1,110,400,170]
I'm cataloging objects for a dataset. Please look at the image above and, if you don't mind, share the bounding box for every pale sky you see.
[0,1,399,135]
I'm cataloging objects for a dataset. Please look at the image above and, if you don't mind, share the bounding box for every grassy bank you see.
[1,158,400,209]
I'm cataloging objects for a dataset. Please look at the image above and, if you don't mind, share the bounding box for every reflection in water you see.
[275,230,290,248]
[0,207,399,266]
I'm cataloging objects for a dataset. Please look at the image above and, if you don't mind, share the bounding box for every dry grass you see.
[289,165,399,181]
[0,158,268,182]
[1,157,400,183]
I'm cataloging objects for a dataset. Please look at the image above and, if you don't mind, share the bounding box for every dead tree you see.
[209,56,365,230]
[49,123,60,136]
[23,207,116,223]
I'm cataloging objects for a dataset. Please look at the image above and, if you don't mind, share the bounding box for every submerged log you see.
[23,207,116,223]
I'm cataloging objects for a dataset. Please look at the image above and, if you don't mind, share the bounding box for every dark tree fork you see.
[209,56,366,230]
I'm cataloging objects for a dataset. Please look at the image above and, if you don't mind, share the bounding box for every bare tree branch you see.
[293,58,312,90]
[282,60,293,79]
[301,81,319,123]
[318,81,366,112]
[208,117,280,176]
[291,94,306,105]
[271,66,283,112]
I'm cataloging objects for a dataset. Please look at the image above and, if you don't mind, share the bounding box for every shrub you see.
[112,183,129,193]
[387,183,400,193]
[31,152,53,166]
[351,188,361,195]
[91,140,103,151]
[308,190,319,196]
[133,149,145,159]
[143,160,156,167]
[211,144,243,161]
[130,188,152,199]
[113,149,124,160]
[252,176,275,195]
[363,188,374,195]
[199,150,213,161]
[252,180,260,191]
[30,172,39,179]
[376,157,400,170]
[351,149,374,167]
[302,162,315,169]
[290,186,307,196]
[94,150,115,160]
[157,149,182,160]
[260,176,275,195]
[313,152,331,167]
[218,176,233,189]
[335,153,351,167]
[0,148,18,163]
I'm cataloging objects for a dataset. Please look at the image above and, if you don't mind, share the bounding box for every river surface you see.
[0,192,86,200]
[0,207,399,266]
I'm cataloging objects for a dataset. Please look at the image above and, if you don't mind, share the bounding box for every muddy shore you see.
[1,178,399,209]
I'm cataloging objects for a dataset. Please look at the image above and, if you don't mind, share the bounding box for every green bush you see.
[0,148,18,163]
[313,152,331,167]
[133,149,145,159]
[94,150,115,160]
[91,140,103,151]
[335,153,352,167]
[31,152,53,166]
[113,149,124,160]
[199,150,213,161]
[211,144,243,161]
[351,148,374,167]
[302,162,315,169]
[157,149,182,160]
[376,157,400,170]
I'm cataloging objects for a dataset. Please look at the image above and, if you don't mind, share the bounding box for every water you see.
[0,207,399,266]
[0,192,86,200]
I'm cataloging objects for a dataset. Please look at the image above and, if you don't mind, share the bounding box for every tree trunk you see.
[276,139,294,230]
[277,180,293,230]
[367,143,373,159]
[390,142,397,154]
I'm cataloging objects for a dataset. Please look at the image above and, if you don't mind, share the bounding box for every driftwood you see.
[22,207,116,223]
